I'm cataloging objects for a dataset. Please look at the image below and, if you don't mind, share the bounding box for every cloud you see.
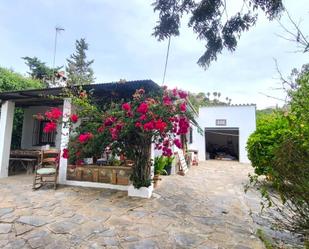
[0,0,308,109]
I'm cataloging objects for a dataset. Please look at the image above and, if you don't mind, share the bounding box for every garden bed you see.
[66,165,133,185]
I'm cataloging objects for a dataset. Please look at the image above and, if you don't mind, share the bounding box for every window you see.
[216,119,227,126]
[32,119,56,146]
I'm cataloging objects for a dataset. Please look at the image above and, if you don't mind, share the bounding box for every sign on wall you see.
[215,119,227,126]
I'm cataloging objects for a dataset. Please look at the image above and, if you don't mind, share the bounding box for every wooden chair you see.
[33,149,59,190]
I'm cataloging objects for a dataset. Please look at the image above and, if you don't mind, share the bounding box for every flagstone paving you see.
[0,161,302,249]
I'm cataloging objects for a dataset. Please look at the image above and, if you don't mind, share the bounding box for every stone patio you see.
[0,161,301,249]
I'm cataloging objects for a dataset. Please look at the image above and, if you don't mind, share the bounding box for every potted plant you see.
[153,156,167,188]
[164,156,174,175]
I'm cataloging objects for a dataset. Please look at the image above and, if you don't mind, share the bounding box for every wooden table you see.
[9,158,37,174]
[9,150,41,175]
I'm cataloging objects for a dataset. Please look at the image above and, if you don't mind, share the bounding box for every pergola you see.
[0,80,160,185]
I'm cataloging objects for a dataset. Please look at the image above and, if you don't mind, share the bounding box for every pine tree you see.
[66,38,95,86]
[22,56,62,87]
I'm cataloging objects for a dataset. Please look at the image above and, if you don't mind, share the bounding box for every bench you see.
[9,158,37,175]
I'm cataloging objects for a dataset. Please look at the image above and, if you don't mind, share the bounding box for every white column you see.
[0,101,15,178]
[58,98,71,184]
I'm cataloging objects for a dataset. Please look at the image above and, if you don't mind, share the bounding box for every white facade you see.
[189,105,256,163]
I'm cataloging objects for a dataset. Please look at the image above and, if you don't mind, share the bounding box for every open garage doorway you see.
[205,128,239,161]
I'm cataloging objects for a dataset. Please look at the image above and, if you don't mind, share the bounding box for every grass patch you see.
[256,229,274,249]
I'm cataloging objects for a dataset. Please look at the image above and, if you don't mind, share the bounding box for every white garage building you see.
[189,105,256,163]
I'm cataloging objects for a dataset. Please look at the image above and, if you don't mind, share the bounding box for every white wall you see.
[21,106,63,150]
[189,105,256,163]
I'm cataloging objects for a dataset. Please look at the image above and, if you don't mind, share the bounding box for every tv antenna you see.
[52,26,65,85]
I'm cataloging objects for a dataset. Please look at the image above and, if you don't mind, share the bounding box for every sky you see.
[0,0,308,109]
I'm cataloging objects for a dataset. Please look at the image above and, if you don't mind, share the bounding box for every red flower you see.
[172,88,178,97]
[180,102,186,112]
[163,96,172,106]
[45,108,62,120]
[135,122,142,128]
[70,114,78,123]
[139,114,147,121]
[78,132,93,143]
[43,122,57,133]
[62,148,69,159]
[116,122,124,131]
[104,116,116,126]
[162,147,173,157]
[155,119,167,133]
[109,127,118,140]
[143,121,155,131]
[137,102,148,114]
[178,117,189,134]
[178,90,188,99]
[97,126,104,133]
[174,138,182,149]
[122,103,131,112]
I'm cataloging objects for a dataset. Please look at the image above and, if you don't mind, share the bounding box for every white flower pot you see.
[128,185,153,198]
[84,157,93,165]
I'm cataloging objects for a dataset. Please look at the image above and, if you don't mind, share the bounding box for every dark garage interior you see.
[205,128,239,161]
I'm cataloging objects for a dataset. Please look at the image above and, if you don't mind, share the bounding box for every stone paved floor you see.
[0,161,291,249]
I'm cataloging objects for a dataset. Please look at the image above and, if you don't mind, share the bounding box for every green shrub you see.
[246,112,289,176]
[246,71,309,238]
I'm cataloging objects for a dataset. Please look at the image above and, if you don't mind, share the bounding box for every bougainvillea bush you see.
[39,86,197,188]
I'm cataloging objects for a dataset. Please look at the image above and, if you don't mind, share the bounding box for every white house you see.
[188,105,256,163]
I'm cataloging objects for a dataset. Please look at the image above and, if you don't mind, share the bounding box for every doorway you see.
[205,128,239,161]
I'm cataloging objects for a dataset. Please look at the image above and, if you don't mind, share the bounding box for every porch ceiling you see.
[0,80,160,107]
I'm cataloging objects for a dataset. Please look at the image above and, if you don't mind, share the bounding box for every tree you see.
[0,67,42,92]
[66,38,95,86]
[152,0,284,68]
[22,57,62,87]
[0,67,43,148]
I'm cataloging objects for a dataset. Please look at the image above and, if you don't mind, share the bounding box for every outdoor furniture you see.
[9,158,37,175]
[33,149,59,190]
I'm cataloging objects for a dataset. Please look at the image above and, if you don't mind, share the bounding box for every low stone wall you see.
[67,165,133,186]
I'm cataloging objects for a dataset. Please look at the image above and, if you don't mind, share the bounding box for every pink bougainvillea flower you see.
[97,126,104,133]
[122,103,131,112]
[143,121,155,131]
[174,138,182,149]
[115,122,124,131]
[178,117,189,134]
[45,108,62,120]
[172,88,178,97]
[109,127,118,140]
[104,116,116,126]
[155,119,167,133]
[178,90,188,99]
[137,102,148,114]
[180,102,186,112]
[139,114,147,121]
[163,95,172,106]
[70,114,78,123]
[43,122,57,133]
[138,88,145,95]
[78,132,93,143]
[62,148,69,159]
[162,147,173,157]
[135,122,142,128]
